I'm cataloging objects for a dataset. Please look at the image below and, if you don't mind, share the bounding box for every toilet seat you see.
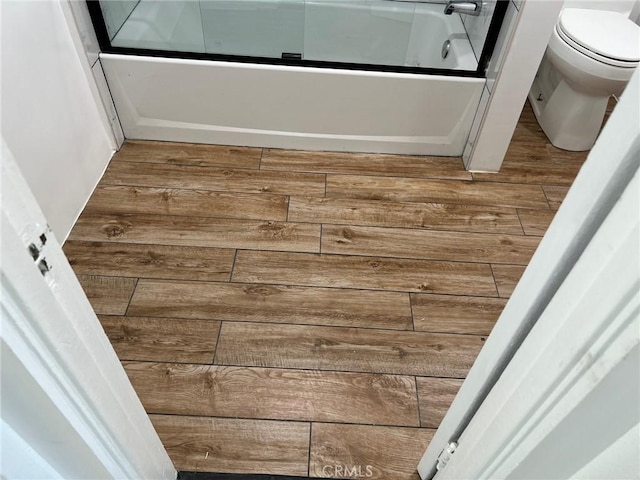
[557,8,640,68]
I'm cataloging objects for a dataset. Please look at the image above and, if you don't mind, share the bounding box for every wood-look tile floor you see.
[65,101,590,479]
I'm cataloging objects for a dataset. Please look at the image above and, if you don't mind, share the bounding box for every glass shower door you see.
[93,0,506,74]
[106,0,207,53]
[303,1,416,67]
[199,0,305,59]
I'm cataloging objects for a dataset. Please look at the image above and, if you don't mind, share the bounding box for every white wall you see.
[562,0,636,15]
[0,0,115,240]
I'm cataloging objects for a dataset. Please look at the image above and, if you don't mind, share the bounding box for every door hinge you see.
[27,231,51,276]
[436,442,458,472]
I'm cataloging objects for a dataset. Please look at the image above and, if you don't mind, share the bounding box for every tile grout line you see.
[97,179,326,197]
[108,160,266,174]
[414,376,423,428]
[488,263,500,298]
[211,321,223,365]
[409,293,416,331]
[148,411,437,430]
[515,208,527,236]
[123,278,139,316]
[229,249,239,283]
[70,211,534,237]
[78,269,505,298]
[541,184,554,209]
[92,181,296,201]
[307,423,313,477]
[101,312,494,336]
[121,357,472,380]
[95,178,549,210]
[286,196,291,222]
[90,276,501,300]
[96,177,552,209]
[67,242,530,268]
[106,157,581,186]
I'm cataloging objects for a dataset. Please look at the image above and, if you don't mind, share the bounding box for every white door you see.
[418,70,640,479]
[0,139,175,479]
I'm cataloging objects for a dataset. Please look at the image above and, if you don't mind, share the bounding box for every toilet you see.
[529,7,640,151]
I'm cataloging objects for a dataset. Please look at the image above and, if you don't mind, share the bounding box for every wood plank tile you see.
[150,414,310,476]
[99,316,220,363]
[543,185,570,210]
[289,197,523,235]
[124,362,420,426]
[416,377,463,428]
[113,140,262,169]
[545,144,589,166]
[76,274,136,315]
[84,185,288,221]
[411,294,506,336]
[472,144,585,186]
[262,148,471,180]
[517,209,555,236]
[232,251,497,296]
[101,161,325,196]
[65,241,234,281]
[215,322,482,378]
[128,280,412,330]
[509,104,548,146]
[68,213,320,253]
[322,225,539,265]
[326,175,549,209]
[492,264,526,298]
[310,423,433,480]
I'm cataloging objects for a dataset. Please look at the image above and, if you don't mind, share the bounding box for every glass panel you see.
[304,1,415,67]
[200,0,305,58]
[110,0,206,53]
[99,0,140,40]
[96,0,499,72]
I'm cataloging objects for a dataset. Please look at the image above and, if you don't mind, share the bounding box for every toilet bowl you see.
[529,8,640,151]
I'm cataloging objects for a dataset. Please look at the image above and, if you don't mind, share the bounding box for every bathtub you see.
[101,1,486,155]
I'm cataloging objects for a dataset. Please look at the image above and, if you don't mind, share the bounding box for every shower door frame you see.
[86,0,509,77]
